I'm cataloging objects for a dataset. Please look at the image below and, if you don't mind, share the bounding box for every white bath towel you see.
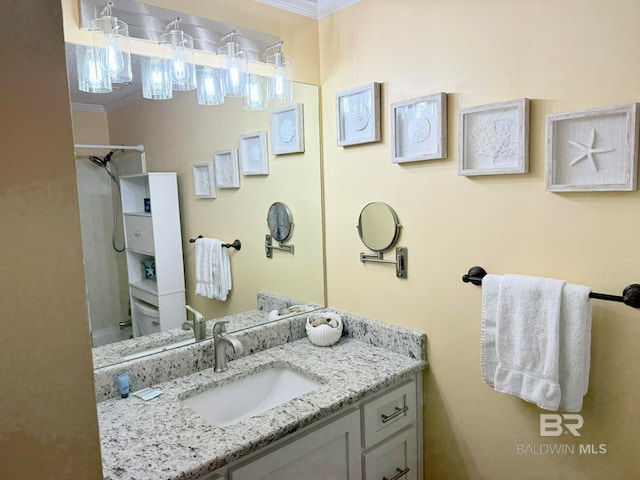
[558,283,592,412]
[482,274,591,411]
[195,237,232,301]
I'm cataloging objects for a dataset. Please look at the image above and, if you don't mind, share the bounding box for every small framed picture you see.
[192,162,216,198]
[391,92,447,163]
[458,98,530,176]
[239,131,269,175]
[214,149,240,188]
[546,103,639,192]
[271,104,305,155]
[336,82,381,147]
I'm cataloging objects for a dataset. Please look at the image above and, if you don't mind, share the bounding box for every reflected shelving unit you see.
[120,172,186,336]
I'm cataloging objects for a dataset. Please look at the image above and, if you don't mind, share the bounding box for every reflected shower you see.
[86,150,124,252]
[88,150,118,184]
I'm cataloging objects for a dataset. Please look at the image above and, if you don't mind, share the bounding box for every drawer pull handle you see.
[383,467,410,480]
[381,406,408,423]
[133,231,141,236]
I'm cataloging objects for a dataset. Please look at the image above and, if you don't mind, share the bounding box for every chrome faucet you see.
[182,305,207,341]
[212,320,243,372]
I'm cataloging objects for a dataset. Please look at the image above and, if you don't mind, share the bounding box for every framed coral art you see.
[336,82,381,147]
[391,92,447,163]
[239,131,269,175]
[214,149,240,189]
[545,103,639,192]
[458,98,530,176]
[271,104,305,155]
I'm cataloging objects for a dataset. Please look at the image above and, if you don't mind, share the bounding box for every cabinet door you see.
[363,427,417,480]
[229,410,361,480]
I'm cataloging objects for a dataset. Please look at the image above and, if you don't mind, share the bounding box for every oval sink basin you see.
[181,366,322,427]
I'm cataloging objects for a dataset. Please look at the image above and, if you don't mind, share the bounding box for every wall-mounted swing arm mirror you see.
[265,201,295,257]
[357,202,408,278]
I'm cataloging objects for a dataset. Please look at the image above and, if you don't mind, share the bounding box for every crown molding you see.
[256,0,359,19]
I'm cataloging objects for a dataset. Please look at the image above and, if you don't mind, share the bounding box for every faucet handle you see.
[212,319,230,334]
[185,305,205,323]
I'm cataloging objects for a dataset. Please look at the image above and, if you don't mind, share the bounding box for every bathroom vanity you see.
[95,310,427,480]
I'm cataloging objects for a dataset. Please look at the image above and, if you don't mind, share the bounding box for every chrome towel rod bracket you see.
[462,266,640,308]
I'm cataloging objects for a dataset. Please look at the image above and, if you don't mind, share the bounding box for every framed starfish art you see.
[546,103,639,192]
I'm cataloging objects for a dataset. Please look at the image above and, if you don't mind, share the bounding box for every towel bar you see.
[189,235,242,250]
[462,266,640,308]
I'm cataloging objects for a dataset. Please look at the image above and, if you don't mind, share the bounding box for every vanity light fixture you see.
[243,74,267,110]
[196,66,224,105]
[161,18,197,91]
[218,31,248,97]
[77,44,112,93]
[90,1,132,84]
[266,41,293,104]
[141,56,172,100]
[78,0,132,93]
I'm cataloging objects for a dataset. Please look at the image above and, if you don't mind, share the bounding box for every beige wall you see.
[320,0,640,478]
[106,84,324,319]
[0,1,102,478]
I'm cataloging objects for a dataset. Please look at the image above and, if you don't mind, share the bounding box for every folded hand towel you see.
[482,274,592,412]
[481,274,501,388]
[195,237,232,301]
[493,274,563,410]
[558,283,592,412]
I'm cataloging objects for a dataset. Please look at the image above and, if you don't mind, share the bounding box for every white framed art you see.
[214,149,240,188]
[192,162,216,198]
[271,104,305,155]
[391,92,447,163]
[336,82,381,147]
[239,131,269,175]
[458,98,530,176]
[546,103,639,192]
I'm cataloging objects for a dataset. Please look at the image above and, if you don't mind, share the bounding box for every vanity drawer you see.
[362,378,417,449]
[124,214,154,254]
[363,426,417,480]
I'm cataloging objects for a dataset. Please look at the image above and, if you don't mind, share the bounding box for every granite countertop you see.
[98,336,426,480]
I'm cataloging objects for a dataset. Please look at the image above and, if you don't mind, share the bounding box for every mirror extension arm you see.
[360,247,408,279]
[265,234,295,258]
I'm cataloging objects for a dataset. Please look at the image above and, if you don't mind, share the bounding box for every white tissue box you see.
[306,313,343,347]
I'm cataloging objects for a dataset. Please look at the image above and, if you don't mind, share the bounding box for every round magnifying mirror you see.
[267,202,293,242]
[357,202,400,252]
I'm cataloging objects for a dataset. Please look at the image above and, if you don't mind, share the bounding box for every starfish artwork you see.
[568,128,614,172]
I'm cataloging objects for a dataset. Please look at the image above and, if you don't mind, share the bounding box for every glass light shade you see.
[243,74,267,111]
[218,42,247,97]
[161,30,197,91]
[267,52,293,103]
[141,57,172,100]
[77,44,112,93]
[90,16,132,84]
[196,66,224,106]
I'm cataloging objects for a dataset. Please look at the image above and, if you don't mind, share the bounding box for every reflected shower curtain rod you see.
[74,143,145,152]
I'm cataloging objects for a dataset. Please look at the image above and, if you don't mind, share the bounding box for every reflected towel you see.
[195,237,232,301]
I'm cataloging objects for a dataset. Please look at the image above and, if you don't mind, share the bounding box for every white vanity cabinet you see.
[119,173,185,336]
[230,409,362,480]
[205,374,423,480]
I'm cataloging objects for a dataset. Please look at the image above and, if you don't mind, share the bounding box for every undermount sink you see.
[181,366,322,427]
[122,338,196,361]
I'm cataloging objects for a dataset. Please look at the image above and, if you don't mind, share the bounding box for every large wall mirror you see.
[65,34,325,368]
